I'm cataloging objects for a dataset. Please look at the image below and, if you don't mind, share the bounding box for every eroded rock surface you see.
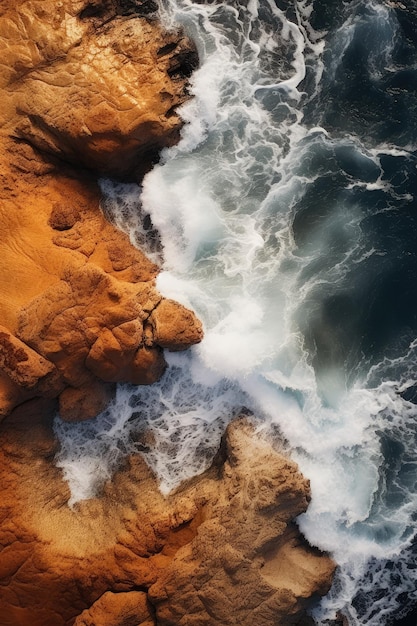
[0,0,201,421]
[0,0,198,178]
[0,411,334,626]
[0,3,335,625]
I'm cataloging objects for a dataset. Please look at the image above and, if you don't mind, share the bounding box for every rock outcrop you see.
[0,3,335,625]
[0,410,335,626]
[0,0,201,421]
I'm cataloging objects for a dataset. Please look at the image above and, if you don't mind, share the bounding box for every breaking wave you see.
[55,1,417,623]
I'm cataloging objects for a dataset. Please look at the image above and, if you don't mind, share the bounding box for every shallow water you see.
[55,1,417,623]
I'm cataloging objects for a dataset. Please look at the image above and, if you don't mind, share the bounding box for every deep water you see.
[55,1,417,624]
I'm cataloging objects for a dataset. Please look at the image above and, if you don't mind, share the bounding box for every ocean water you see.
[54,1,417,624]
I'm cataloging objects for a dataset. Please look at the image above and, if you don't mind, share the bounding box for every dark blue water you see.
[300,2,417,622]
[298,2,417,623]
[294,0,417,383]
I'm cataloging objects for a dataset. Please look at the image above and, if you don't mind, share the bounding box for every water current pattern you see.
[55,1,417,624]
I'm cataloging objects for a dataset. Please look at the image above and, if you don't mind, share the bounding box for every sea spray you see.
[55,1,417,623]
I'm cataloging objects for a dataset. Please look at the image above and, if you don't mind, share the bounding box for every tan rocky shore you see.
[1,408,335,626]
[0,1,335,624]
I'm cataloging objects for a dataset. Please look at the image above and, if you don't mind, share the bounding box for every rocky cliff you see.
[0,1,335,624]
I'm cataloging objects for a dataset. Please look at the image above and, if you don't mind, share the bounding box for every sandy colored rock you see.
[0,4,335,626]
[0,325,65,416]
[0,410,335,626]
[0,0,202,421]
[149,420,335,625]
[0,0,198,179]
[0,325,56,388]
[58,380,115,422]
[74,591,155,626]
[149,298,204,351]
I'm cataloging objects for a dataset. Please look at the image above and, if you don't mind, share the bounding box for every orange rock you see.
[148,420,336,626]
[0,5,335,626]
[74,591,155,626]
[149,298,204,351]
[0,410,335,626]
[0,0,198,180]
[59,380,115,422]
[0,325,64,416]
[0,0,202,421]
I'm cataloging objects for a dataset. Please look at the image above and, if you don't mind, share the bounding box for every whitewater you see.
[55,1,417,624]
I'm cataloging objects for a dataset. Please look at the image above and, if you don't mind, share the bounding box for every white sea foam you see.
[55,1,417,623]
